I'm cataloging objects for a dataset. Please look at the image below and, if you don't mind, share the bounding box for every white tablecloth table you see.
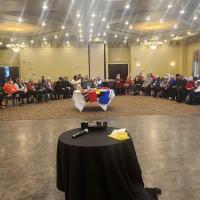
[72,89,115,112]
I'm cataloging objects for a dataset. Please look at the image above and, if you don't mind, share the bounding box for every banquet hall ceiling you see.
[0,0,200,46]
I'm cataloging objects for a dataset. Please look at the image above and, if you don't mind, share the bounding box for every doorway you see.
[0,66,20,84]
[108,64,128,80]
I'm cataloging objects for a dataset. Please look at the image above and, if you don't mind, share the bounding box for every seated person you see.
[14,78,27,105]
[114,74,124,96]
[186,80,200,105]
[124,75,132,95]
[93,76,102,88]
[26,79,39,103]
[81,75,94,89]
[176,75,187,102]
[151,77,161,97]
[35,80,48,102]
[62,76,72,98]
[159,76,169,98]
[167,75,176,100]
[45,77,54,99]
[54,77,65,99]
[0,84,6,109]
[130,75,143,95]
[184,77,195,97]
[141,73,153,96]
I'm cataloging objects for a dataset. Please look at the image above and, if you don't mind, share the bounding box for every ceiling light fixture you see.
[115,34,118,38]
[91,13,96,18]
[125,4,130,9]
[43,37,46,41]
[137,38,140,42]
[180,9,185,14]
[103,32,106,36]
[97,33,101,36]
[102,17,106,22]
[0,42,3,45]
[129,25,133,30]
[66,33,69,37]
[54,35,58,39]
[106,25,110,29]
[61,25,65,29]
[91,23,94,26]
[42,1,48,10]
[78,22,82,26]
[174,24,178,29]
[42,21,46,26]
[76,14,80,18]
[167,4,172,9]
[18,17,22,22]
[125,21,129,25]
[193,16,198,20]
[160,18,164,23]
[146,16,151,21]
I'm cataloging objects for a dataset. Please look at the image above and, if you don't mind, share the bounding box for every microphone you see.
[72,129,89,139]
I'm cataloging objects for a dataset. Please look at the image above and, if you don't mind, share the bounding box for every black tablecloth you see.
[57,127,158,200]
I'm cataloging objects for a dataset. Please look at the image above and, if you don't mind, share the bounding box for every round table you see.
[57,127,158,200]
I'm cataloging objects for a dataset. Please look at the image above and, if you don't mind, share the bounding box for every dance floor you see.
[0,115,200,200]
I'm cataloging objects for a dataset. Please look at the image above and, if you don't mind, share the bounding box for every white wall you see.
[131,45,180,77]
[20,47,89,81]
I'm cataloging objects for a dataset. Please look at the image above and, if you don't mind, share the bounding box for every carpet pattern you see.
[0,96,200,120]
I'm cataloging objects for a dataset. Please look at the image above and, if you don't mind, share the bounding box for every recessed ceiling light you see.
[78,22,82,26]
[61,25,65,29]
[80,39,83,42]
[103,32,106,36]
[0,42,3,45]
[66,33,69,37]
[137,38,140,42]
[80,35,83,38]
[187,31,191,35]
[115,34,118,38]
[18,17,22,22]
[91,13,96,18]
[129,25,133,30]
[193,16,198,20]
[125,4,130,9]
[144,39,147,43]
[90,29,93,33]
[104,40,107,44]
[42,21,46,26]
[125,21,129,25]
[54,35,58,39]
[43,37,46,41]
[146,16,151,21]
[106,25,110,29]
[171,34,175,37]
[79,29,82,33]
[89,34,92,38]
[125,36,128,40]
[164,40,168,43]
[66,41,70,44]
[91,23,94,26]
[89,38,92,42]
[180,9,185,14]
[10,38,14,42]
[102,17,106,22]
[76,14,80,18]
[174,24,178,29]
[42,1,48,10]
[124,40,127,43]
[167,4,172,8]
[97,33,101,36]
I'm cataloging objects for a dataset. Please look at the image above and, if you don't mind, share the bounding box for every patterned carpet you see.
[0,95,200,120]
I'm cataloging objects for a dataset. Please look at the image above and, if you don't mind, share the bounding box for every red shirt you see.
[185,81,195,90]
[3,83,17,94]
